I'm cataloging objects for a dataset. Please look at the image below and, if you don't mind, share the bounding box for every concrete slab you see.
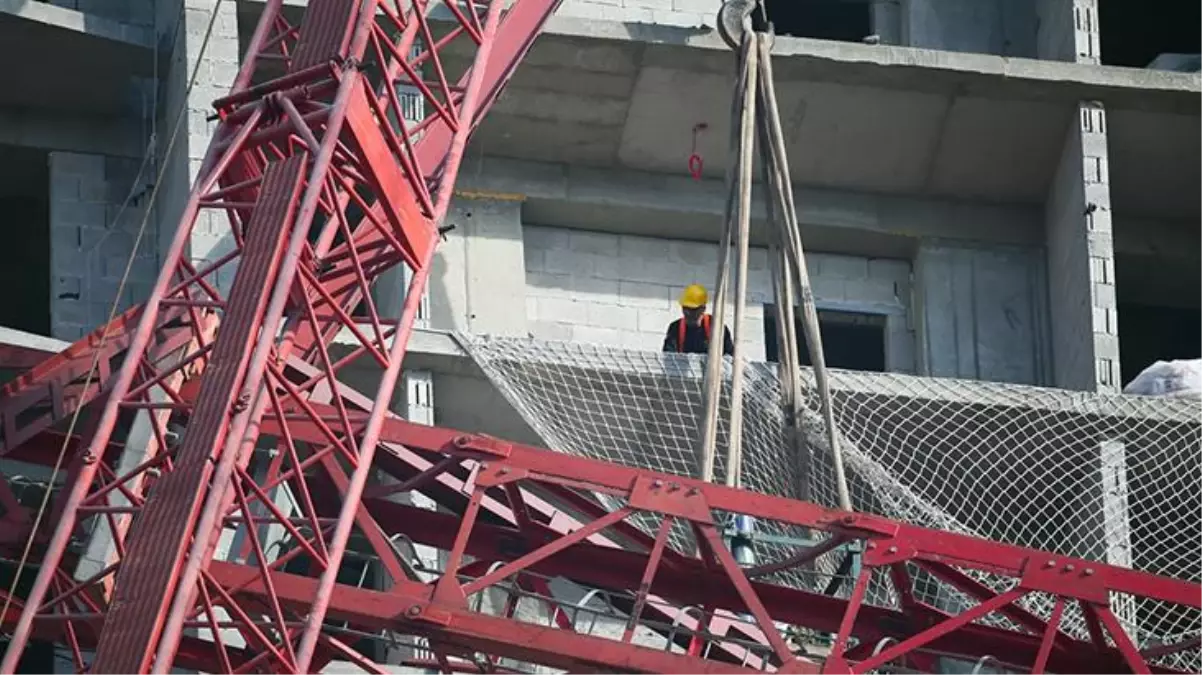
[454,156,1043,254]
[0,325,69,355]
[480,22,1197,207]
[235,1,1198,208]
[328,327,1199,425]
[0,6,152,117]
[0,0,153,47]
[0,107,144,157]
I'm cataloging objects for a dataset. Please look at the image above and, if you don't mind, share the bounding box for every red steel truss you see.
[0,0,1198,673]
[0,0,562,670]
[0,411,1199,673]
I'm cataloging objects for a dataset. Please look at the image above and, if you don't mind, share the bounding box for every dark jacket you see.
[662,315,735,356]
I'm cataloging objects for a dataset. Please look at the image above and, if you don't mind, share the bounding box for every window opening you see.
[762,0,873,43]
[764,307,887,372]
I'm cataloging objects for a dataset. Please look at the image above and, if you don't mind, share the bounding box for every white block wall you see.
[49,152,157,340]
[156,0,242,292]
[557,0,715,28]
[523,226,917,372]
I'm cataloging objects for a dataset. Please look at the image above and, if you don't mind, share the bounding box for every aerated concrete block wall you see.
[522,225,917,371]
[155,0,241,292]
[48,152,157,341]
[1046,104,1119,391]
[1035,0,1119,391]
[556,0,714,28]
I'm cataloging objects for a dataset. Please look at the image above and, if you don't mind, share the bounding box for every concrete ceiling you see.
[233,3,1200,218]
[468,34,1081,204]
[0,7,150,117]
[467,31,1199,212]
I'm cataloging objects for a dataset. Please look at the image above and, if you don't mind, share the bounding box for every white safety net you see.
[456,334,1201,670]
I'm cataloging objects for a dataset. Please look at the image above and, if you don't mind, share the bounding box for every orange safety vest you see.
[676,314,712,352]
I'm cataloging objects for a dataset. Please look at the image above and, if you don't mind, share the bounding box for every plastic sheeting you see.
[1123,359,1202,398]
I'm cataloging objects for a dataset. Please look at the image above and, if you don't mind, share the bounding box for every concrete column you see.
[870,1,902,46]
[1036,2,1133,635]
[48,152,157,340]
[154,0,241,292]
[1045,103,1119,392]
[1036,0,1100,63]
[427,196,529,337]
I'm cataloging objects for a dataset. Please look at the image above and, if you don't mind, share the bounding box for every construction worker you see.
[662,284,735,356]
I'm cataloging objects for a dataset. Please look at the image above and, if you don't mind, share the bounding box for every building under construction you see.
[0,0,1198,673]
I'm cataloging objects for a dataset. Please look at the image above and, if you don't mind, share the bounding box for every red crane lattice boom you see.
[0,0,1196,673]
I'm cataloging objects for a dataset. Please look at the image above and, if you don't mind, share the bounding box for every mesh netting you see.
[455,333,1201,669]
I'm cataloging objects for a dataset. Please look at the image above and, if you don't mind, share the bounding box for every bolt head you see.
[406,605,422,617]
[1084,568,1095,576]
[651,479,663,489]
[1064,564,1075,572]
[887,546,898,554]
[1045,560,1057,568]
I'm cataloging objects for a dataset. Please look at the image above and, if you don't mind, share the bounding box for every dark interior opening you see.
[1099,0,1201,68]
[762,0,872,43]
[764,307,887,372]
[1114,244,1201,386]
[1117,303,1201,387]
[0,145,51,337]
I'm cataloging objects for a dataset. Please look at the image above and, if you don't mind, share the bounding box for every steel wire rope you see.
[0,0,228,634]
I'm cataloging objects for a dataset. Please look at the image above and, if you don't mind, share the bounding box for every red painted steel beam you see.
[349,499,1140,674]
[1,406,1197,673]
[250,411,1197,673]
[207,560,765,675]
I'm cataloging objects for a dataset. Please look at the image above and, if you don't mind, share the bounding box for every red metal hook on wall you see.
[688,123,708,180]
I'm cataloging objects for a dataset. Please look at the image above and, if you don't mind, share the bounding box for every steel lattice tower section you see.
[0,0,561,671]
[0,0,1197,673]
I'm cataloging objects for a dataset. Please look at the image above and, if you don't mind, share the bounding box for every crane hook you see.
[717,0,756,50]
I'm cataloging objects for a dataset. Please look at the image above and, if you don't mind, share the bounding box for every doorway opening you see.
[1114,249,1201,387]
[0,145,51,337]
[762,0,873,43]
[1099,0,1201,69]
[1117,303,1201,387]
[764,307,887,372]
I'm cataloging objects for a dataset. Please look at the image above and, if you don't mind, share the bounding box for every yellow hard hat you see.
[679,284,708,309]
